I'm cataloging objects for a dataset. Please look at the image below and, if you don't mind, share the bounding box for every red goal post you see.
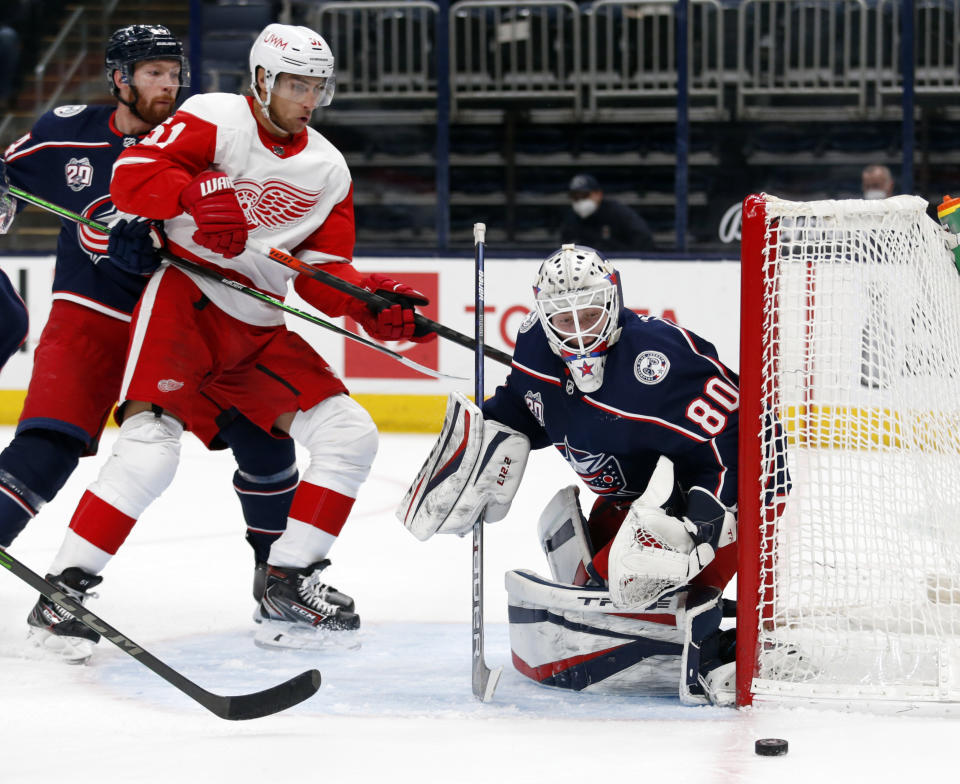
[736,193,960,712]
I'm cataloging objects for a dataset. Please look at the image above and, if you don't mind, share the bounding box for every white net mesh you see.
[748,194,960,706]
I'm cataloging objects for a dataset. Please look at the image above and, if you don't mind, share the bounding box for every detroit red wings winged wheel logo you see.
[233,179,324,230]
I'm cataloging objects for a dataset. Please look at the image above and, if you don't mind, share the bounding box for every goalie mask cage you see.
[737,193,960,712]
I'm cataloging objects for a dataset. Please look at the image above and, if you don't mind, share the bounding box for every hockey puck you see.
[755,738,788,757]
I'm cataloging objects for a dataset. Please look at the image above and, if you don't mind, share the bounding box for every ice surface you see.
[0,427,956,783]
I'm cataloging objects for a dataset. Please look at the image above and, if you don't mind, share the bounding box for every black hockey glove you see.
[107,216,164,276]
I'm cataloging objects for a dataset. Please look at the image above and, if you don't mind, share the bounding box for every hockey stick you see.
[246,239,514,367]
[471,222,502,703]
[6,186,462,382]
[0,549,320,720]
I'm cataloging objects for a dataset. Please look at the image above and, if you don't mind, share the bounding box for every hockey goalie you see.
[397,244,746,705]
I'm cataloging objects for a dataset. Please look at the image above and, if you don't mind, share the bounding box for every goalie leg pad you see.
[537,485,597,585]
[397,392,529,540]
[505,569,725,701]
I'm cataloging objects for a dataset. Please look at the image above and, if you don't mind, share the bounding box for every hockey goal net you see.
[737,193,960,711]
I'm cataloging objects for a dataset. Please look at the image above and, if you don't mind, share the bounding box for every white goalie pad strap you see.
[505,569,723,699]
[396,392,530,540]
[536,485,594,585]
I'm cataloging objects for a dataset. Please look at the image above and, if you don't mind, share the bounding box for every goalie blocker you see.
[507,485,735,705]
[397,392,530,540]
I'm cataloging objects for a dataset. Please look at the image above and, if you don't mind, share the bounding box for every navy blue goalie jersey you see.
[4,104,151,318]
[482,309,740,509]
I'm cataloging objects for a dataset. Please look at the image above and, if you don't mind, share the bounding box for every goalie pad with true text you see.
[505,569,731,704]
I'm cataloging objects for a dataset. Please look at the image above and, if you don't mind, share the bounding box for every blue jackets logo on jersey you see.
[77,197,118,259]
[555,438,626,495]
[634,350,670,385]
[65,157,94,192]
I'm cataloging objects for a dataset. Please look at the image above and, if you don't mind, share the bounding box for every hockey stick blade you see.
[474,662,503,703]
[0,550,321,720]
[6,186,464,382]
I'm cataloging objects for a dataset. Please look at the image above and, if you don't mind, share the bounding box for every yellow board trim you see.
[0,390,450,434]
[0,390,26,425]
[782,403,960,452]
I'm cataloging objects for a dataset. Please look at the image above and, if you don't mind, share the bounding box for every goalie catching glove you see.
[607,455,736,609]
[348,273,435,342]
[397,392,530,540]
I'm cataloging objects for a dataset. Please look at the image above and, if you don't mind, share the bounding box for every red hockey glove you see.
[347,273,435,342]
[179,172,248,259]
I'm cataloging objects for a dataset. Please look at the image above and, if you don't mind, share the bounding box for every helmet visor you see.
[271,73,335,108]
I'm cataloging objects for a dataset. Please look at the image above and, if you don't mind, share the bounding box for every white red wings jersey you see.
[111,93,356,326]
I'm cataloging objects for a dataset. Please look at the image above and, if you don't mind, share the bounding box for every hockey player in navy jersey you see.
[400,244,741,703]
[0,25,304,664]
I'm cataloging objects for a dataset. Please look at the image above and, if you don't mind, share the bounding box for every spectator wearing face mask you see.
[560,173,655,253]
[862,165,894,200]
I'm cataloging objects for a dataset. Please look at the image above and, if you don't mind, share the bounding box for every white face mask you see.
[863,189,888,200]
[572,197,598,219]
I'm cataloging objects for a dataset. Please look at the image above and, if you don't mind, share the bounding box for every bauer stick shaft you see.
[7,186,462,381]
[471,222,502,703]
[0,549,320,720]
[246,238,514,367]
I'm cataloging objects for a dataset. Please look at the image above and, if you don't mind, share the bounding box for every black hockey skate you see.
[26,567,103,665]
[254,559,360,650]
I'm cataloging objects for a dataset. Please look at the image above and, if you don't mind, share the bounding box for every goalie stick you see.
[471,222,502,703]
[0,549,320,720]
[246,239,514,367]
[6,186,463,382]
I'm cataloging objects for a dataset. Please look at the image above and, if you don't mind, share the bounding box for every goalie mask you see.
[249,23,336,121]
[533,244,623,392]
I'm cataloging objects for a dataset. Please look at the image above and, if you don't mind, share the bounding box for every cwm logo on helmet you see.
[263,32,288,50]
[233,179,323,230]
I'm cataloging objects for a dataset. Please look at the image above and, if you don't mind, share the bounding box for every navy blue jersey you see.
[3,104,149,317]
[482,309,739,509]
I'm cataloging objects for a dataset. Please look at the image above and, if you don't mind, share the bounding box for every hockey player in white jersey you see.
[39,23,434,650]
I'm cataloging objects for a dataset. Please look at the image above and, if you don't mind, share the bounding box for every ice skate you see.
[26,567,103,665]
[254,559,360,650]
